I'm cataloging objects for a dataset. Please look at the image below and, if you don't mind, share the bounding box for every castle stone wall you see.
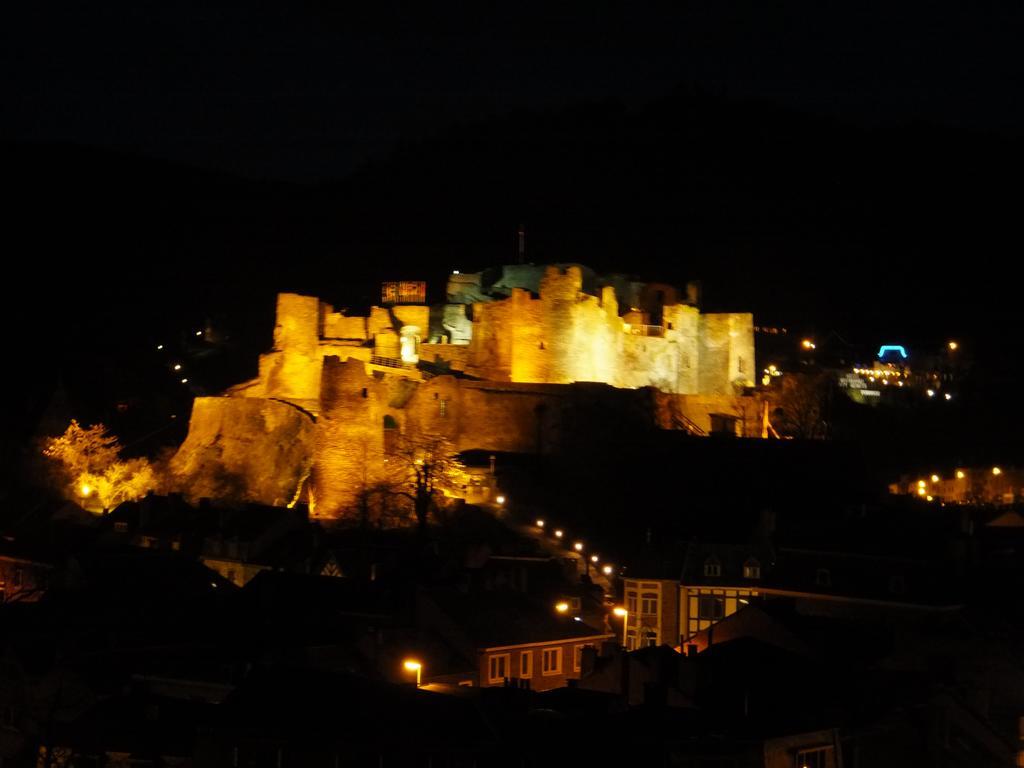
[171,397,315,507]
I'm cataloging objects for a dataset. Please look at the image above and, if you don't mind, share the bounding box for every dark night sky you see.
[6,3,1024,180]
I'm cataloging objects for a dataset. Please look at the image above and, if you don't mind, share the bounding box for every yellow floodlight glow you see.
[613,607,627,618]
[555,602,570,613]
[931,474,939,483]
[403,659,422,686]
[79,482,92,497]
[495,495,506,505]
[602,565,613,576]
[917,480,926,488]
[993,467,1002,476]
[926,495,934,502]
[956,470,965,479]
[948,341,958,350]
[536,519,545,528]
[801,339,816,350]
[917,487,927,496]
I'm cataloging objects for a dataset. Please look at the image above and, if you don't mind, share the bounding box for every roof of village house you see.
[424,588,611,650]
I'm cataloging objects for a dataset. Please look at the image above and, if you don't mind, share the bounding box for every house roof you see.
[424,588,611,650]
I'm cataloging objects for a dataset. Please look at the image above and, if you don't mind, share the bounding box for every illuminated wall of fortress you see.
[172,266,759,515]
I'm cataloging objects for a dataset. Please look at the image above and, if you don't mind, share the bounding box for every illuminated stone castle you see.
[171,264,758,516]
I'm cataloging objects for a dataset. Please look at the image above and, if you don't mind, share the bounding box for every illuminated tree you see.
[381,434,467,532]
[43,420,157,511]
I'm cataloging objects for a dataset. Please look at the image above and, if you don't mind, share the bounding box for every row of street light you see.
[534,518,615,578]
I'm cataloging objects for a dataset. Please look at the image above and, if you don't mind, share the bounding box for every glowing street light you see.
[173,363,182,371]
[993,467,1003,476]
[801,339,816,350]
[536,519,545,528]
[495,495,506,505]
[926,389,935,398]
[956,470,965,479]
[555,601,570,613]
[931,474,939,483]
[79,482,92,497]
[573,541,584,552]
[554,529,564,539]
[948,341,958,351]
[917,487,927,496]
[403,659,423,687]
[602,564,614,576]
[926,495,934,502]
[156,344,164,350]
[944,393,953,401]
[590,554,599,563]
[180,378,189,384]
[195,330,203,337]
[612,606,628,647]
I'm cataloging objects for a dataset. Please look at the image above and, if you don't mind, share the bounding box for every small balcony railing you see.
[370,355,414,370]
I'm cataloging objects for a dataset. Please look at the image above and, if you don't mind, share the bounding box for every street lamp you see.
[555,601,570,614]
[495,495,506,505]
[573,541,583,552]
[536,519,545,528]
[993,467,1002,476]
[403,659,422,687]
[602,564,613,576]
[554,529,564,539]
[613,607,628,648]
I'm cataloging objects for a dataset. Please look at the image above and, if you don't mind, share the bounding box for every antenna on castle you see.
[517,225,526,264]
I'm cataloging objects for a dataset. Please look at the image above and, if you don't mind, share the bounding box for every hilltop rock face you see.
[171,397,315,506]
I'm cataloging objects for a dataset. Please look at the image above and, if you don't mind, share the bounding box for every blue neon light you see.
[878,345,908,359]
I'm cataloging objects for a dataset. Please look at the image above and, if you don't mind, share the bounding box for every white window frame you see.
[520,650,532,679]
[488,653,510,684]
[640,593,658,615]
[541,647,562,676]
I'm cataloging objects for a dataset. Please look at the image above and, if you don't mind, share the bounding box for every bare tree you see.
[381,434,467,533]
[771,372,831,440]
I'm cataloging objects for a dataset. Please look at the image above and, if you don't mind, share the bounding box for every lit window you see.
[542,647,562,675]
[640,593,658,615]
[743,558,761,580]
[488,653,509,683]
[795,745,834,768]
[643,629,658,647]
[520,651,532,679]
[703,558,721,578]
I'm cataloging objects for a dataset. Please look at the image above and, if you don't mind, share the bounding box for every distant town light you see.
[917,480,927,487]
[156,344,163,350]
[180,378,189,384]
[602,565,614,576]
[495,495,506,505]
[800,339,816,350]
[956,470,965,479]
[926,389,935,397]
[944,393,953,401]
[931,474,939,483]
[196,330,203,337]
[878,345,908,359]
[926,495,934,502]
[452,270,460,275]
[948,341,958,351]
[554,529,564,538]
[536,519,545,528]
[613,607,627,618]
[573,541,584,552]
[993,467,1002,476]
[590,555,599,563]
[555,602,569,613]
[917,487,927,496]
[173,363,182,371]
[573,616,582,622]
